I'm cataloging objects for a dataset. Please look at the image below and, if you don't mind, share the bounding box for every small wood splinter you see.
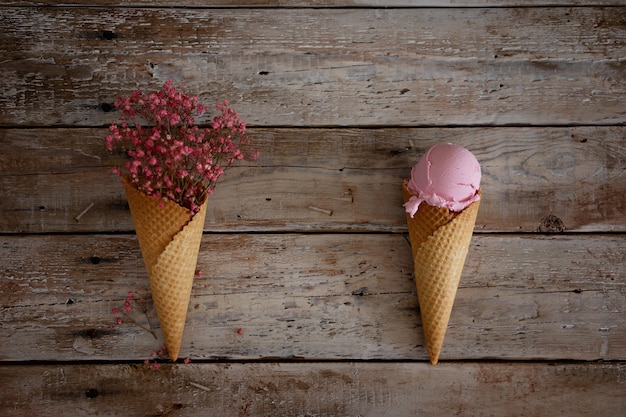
[74,202,94,222]
[189,381,212,392]
[308,206,333,216]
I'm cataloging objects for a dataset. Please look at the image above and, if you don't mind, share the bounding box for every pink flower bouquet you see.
[105,80,258,361]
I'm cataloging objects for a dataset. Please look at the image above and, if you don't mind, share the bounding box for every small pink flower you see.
[184,357,191,364]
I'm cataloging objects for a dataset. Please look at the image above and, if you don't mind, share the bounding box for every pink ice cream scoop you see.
[404,143,481,217]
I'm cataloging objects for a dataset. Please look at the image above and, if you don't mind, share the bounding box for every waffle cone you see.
[402,183,480,365]
[124,181,208,361]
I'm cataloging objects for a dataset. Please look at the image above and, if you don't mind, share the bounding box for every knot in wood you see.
[537,215,565,233]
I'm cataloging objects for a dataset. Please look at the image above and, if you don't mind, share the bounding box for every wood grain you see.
[2,2,625,414]
[1,362,625,417]
[1,233,624,362]
[1,126,625,233]
[2,7,625,127]
[4,1,625,6]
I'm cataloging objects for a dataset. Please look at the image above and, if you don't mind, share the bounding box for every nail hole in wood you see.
[100,103,114,112]
[101,30,117,40]
[85,388,99,398]
[90,256,101,265]
[352,287,368,296]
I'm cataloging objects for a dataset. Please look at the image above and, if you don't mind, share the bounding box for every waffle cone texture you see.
[124,181,208,361]
[402,183,481,365]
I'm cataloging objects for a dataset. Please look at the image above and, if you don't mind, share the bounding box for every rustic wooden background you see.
[1,1,625,416]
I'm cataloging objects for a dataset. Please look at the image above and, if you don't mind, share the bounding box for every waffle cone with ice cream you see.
[403,144,481,365]
[124,180,207,361]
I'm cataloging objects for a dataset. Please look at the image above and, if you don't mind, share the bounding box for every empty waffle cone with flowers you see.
[105,80,258,361]
[403,144,481,365]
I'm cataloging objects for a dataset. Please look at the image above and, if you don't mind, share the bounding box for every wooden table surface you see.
[1,1,625,416]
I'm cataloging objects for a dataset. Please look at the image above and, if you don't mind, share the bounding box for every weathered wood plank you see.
[1,362,624,416]
[1,127,625,233]
[2,7,625,126]
[4,1,626,6]
[1,233,624,362]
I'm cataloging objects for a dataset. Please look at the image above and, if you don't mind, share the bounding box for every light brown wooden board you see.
[1,233,624,362]
[2,127,625,233]
[2,7,625,127]
[1,362,625,416]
